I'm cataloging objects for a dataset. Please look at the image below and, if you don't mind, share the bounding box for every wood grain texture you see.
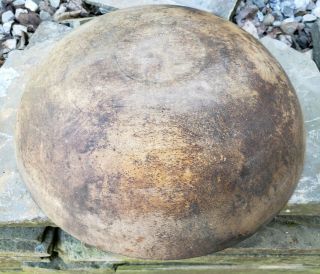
[15,5,305,260]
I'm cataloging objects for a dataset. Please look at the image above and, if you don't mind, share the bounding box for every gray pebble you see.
[253,0,265,9]
[263,13,275,25]
[280,20,299,34]
[281,0,295,18]
[303,13,317,22]
[39,10,52,21]
[2,11,15,23]
[49,0,60,9]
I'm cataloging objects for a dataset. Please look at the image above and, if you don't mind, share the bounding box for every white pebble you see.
[49,0,60,9]
[263,14,275,26]
[2,39,17,50]
[273,20,282,27]
[257,11,264,22]
[0,25,4,34]
[3,21,14,34]
[283,17,295,23]
[13,0,26,6]
[303,13,317,22]
[294,0,311,11]
[313,7,320,18]
[12,24,28,36]
[25,0,38,11]
[2,10,15,23]
[39,10,52,21]
[15,8,28,19]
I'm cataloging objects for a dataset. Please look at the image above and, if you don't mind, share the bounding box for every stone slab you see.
[0,227,55,258]
[261,37,320,206]
[311,19,320,71]
[55,216,320,263]
[82,0,240,20]
[1,217,320,272]
[0,22,71,227]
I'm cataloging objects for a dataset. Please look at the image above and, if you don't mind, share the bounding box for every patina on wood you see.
[15,5,305,260]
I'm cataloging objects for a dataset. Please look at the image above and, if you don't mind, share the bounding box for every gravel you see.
[235,0,320,52]
[0,0,319,69]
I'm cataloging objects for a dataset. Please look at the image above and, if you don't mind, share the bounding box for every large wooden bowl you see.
[15,5,304,260]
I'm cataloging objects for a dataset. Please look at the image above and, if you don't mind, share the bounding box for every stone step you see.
[1,215,319,272]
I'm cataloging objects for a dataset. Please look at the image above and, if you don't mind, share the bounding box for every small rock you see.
[253,0,265,9]
[17,12,41,31]
[12,24,28,36]
[281,0,295,18]
[53,9,82,21]
[303,13,317,22]
[0,25,4,34]
[3,21,14,34]
[306,1,315,10]
[235,4,259,24]
[313,7,320,18]
[295,16,303,22]
[295,32,309,48]
[257,11,264,22]
[65,0,89,14]
[2,10,15,23]
[39,10,51,21]
[2,39,17,50]
[25,0,38,12]
[283,17,296,23]
[294,0,311,12]
[39,0,56,15]
[267,26,274,32]
[269,0,281,11]
[281,20,299,34]
[242,20,259,39]
[49,0,60,8]
[15,8,28,18]
[53,4,67,18]
[263,14,275,25]
[272,9,284,21]
[273,20,282,27]
[311,19,320,70]
[13,0,26,6]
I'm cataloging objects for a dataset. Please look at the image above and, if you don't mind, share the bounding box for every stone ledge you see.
[0,215,319,272]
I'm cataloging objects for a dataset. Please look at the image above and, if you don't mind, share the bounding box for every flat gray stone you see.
[27,21,71,47]
[261,37,320,206]
[0,22,71,227]
[82,0,240,19]
[56,216,320,262]
[311,19,320,71]
[0,227,54,257]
